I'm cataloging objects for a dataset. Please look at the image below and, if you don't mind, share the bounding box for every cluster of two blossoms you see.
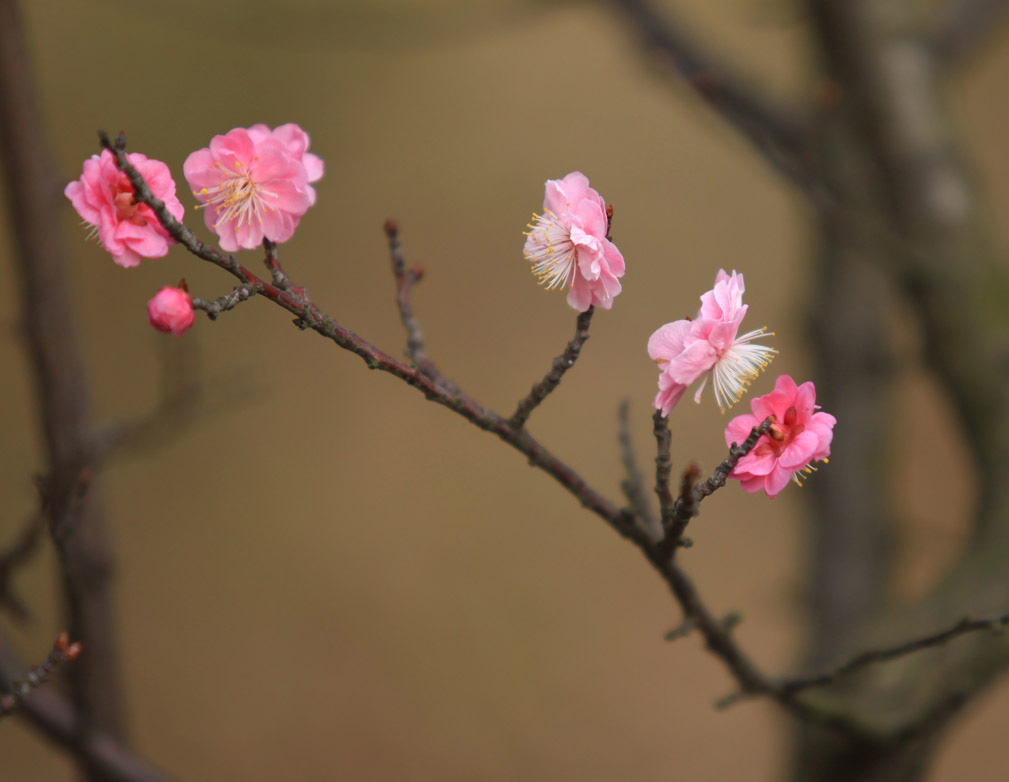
[64,123,324,334]
[523,172,836,498]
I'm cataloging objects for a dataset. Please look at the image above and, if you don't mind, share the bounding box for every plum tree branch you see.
[98,131,995,743]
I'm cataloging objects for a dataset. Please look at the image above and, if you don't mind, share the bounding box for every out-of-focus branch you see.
[606,0,822,200]
[617,402,661,540]
[0,0,126,771]
[508,307,594,429]
[931,0,1009,61]
[0,635,167,782]
[779,612,1009,697]
[0,633,81,720]
[0,499,46,622]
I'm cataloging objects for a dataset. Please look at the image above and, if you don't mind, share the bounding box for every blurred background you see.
[1,0,1006,778]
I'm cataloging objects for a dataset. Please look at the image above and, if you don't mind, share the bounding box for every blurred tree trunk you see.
[796,1,1009,779]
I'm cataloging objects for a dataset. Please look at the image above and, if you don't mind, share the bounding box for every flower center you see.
[112,177,139,221]
[766,406,803,455]
[523,209,576,290]
[198,160,269,230]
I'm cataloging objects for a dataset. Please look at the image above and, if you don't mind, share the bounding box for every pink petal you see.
[302,152,324,182]
[648,320,691,362]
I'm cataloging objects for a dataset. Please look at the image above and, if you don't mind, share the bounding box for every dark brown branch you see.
[0,633,81,720]
[779,612,1009,697]
[931,0,1009,61]
[606,0,821,199]
[660,418,773,554]
[1,3,125,767]
[652,410,675,526]
[618,402,661,540]
[508,307,594,429]
[0,634,167,781]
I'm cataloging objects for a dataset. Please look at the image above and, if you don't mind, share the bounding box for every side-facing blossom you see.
[724,374,836,497]
[183,123,323,252]
[523,171,625,312]
[147,286,195,336]
[648,269,776,415]
[65,149,184,268]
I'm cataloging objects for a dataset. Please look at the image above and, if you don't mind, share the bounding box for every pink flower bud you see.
[147,286,195,336]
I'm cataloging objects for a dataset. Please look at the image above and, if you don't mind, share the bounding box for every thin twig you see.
[618,402,661,540]
[384,219,458,395]
[508,307,594,429]
[779,612,1009,696]
[192,283,256,319]
[661,462,701,553]
[263,238,289,288]
[0,633,81,719]
[652,410,674,525]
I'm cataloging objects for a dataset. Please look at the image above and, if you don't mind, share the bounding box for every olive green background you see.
[1,0,1006,778]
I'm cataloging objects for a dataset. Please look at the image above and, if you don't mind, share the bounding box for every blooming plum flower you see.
[648,269,776,415]
[147,286,195,337]
[724,374,836,497]
[183,124,323,252]
[65,149,184,268]
[523,171,625,312]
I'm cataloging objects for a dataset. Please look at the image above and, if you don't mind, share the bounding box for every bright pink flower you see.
[183,124,322,252]
[724,375,836,497]
[65,149,184,268]
[147,286,195,337]
[523,171,625,311]
[648,270,776,415]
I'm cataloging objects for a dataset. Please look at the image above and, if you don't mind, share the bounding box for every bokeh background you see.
[1,0,1007,778]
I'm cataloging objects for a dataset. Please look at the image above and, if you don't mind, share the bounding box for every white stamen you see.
[523,209,576,290]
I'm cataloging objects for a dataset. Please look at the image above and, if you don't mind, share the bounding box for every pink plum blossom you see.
[183,124,323,252]
[523,171,625,312]
[147,286,195,337]
[724,374,836,498]
[648,269,776,415]
[65,149,184,268]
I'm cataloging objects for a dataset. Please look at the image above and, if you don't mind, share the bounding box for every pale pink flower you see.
[523,171,625,311]
[147,286,195,337]
[183,124,322,252]
[65,149,184,269]
[724,374,836,498]
[648,269,776,415]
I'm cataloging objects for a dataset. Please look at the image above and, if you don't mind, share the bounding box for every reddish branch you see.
[508,307,595,429]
